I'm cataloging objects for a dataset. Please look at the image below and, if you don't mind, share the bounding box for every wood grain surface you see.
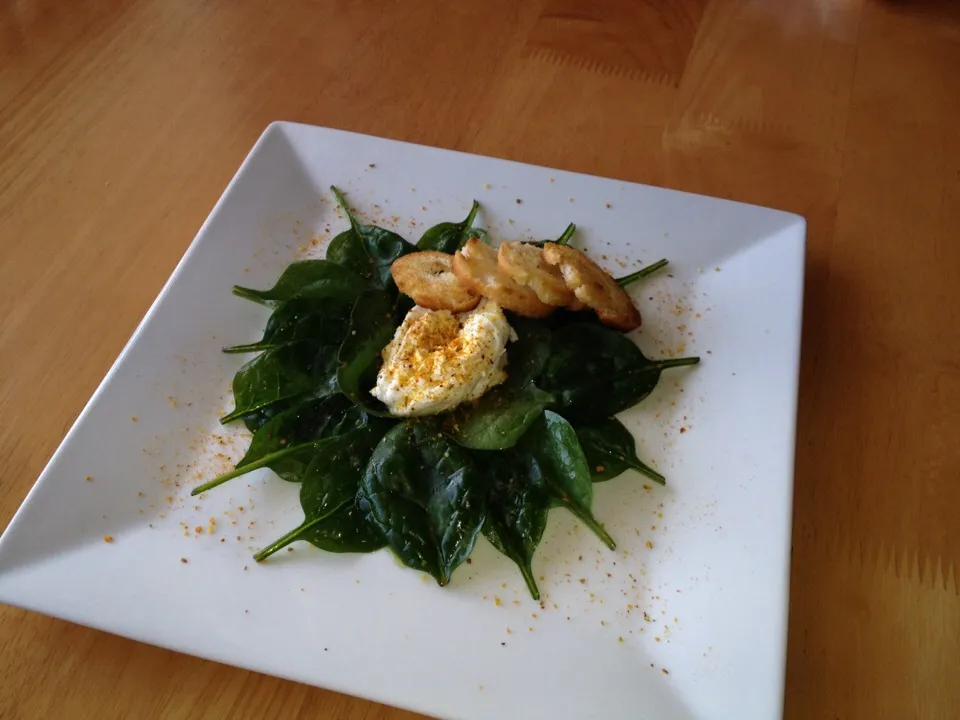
[2,1,958,718]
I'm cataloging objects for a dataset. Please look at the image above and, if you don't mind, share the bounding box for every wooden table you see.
[2,1,958,717]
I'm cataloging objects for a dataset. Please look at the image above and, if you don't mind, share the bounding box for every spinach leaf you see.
[555,222,576,246]
[359,421,485,585]
[574,418,665,485]
[193,407,379,496]
[234,394,357,479]
[253,423,390,560]
[469,227,491,244]
[396,291,416,318]
[416,200,481,254]
[542,307,603,331]
[446,384,553,450]
[530,222,576,249]
[241,396,298,433]
[337,290,398,416]
[291,501,384,554]
[299,421,392,511]
[504,315,552,387]
[520,410,615,549]
[223,297,351,354]
[232,260,366,306]
[327,186,416,290]
[445,316,553,450]
[616,258,668,288]
[221,342,335,425]
[482,450,550,600]
[540,323,699,421]
[312,343,344,392]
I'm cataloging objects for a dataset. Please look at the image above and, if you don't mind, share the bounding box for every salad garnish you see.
[192,186,699,600]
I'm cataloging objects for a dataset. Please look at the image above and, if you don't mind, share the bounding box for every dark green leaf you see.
[445,384,553,450]
[241,396,298,433]
[541,307,603,331]
[190,407,392,495]
[469,227,491,245]
[223,297,351,354]
[359,421,485,585]
[193,404,381,496]
[311,344,343,396]
[295,421,395,553]
[298,421,394,511]
[540,323,700,420]
[253,422,391,560]
[444,316,553,450]
[554,222,576,246]
[521,410,615,549]
[234,394,357,480]
[194,429,338,496]
[529,222,576,249]
[221,343,334,424]
[416,201,480,254]
[232,260,366,306]
[328,186,416,289]
[337,290,399,416]
[503,315,552,387]
[616,258,669,288]
[574,418,665,485]
[294,501,385,554]
[481,451,549,599]
[396,291,416,318]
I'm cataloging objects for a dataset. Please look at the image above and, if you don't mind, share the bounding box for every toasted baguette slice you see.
[497,241,576,307]
[541,243,642,331]
[452,238,554,318]
[391,251,480,313]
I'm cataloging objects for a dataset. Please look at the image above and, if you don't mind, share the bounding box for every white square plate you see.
[0,123,804,720]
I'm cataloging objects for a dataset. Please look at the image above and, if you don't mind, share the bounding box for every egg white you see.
[371,299,514,417]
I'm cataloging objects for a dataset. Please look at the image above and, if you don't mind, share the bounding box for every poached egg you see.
[371,298,514,417]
